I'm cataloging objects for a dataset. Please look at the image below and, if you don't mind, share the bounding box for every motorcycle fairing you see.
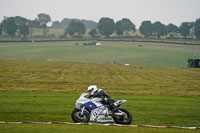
[89,106,114,123]
[84,101,98,110]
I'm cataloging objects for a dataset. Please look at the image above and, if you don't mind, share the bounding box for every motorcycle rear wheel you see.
[71,108,90,123]
[113,108,132,125]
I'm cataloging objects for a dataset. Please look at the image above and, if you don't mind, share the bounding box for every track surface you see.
[0,121,199,130]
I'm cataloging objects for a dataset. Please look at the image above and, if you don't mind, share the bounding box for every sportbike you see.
[71,93,132,124]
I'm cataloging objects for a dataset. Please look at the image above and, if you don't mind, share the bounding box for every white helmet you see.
[88,85,98,95]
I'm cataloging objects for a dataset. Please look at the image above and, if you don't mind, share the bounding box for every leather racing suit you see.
[88,89,116,111]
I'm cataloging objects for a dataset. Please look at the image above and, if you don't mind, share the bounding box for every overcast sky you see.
[1,0,200,28]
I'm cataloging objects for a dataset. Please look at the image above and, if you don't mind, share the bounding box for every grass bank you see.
[0,59,200,132]
[0,60,200,95]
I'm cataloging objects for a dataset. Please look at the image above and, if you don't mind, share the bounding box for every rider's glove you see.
[104,97,108,101]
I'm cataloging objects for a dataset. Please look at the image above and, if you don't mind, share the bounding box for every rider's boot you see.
[111,106,119,114]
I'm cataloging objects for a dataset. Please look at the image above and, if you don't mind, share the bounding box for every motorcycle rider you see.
[87,85,118,113]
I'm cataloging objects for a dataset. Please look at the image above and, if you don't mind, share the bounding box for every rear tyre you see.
[71,108,90,123]
[113,108,132,125]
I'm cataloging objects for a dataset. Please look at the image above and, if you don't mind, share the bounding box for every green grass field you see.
[0,41,200,132]
[0,92,199,126]
[2,124,199,133]
[0,41,199,67]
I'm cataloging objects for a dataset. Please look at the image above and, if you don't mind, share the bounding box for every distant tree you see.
[37,13,51,36]
[115,20,124,36]
[139,21,153,37]
[188,22,195,38]
[41,23,47,29]
[188,22,195,29]
[27,19,41,37]
[65,21,86,37]
[19,24,29,36]
[15,16,28,27]
[98,17,115,37]
[14,16,29,37]
[121,18,136,36]
[0,23,2,36]
[37,13,51,25]
[61,18,97,29]
[88,29,97,37]
[115,18,135,36]
[28,19,41,29]
[166,23,179,38]
[2,16,30,37]
[65,25,75,36]
[75,21,86,36]
[166,23,179,33]
[51,21,62,29]
[41,23,49,37]
[179,22,190,38]
[194,18,200,39]
[152,21,167,38]
[2,17,18,37]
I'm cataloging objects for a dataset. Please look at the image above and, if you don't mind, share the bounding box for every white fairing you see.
[114,100,126,106]
[75,93,90,109]
[74,93,127,123]
[91,98,102,106]
[90,106,114,123]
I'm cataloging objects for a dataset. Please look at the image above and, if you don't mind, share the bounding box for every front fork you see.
[80,106,85,116]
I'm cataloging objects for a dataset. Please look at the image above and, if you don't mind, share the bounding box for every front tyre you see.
[71,108,90,123]
[113,108,132,125]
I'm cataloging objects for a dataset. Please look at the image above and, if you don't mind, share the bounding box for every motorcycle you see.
[71,93,132,124]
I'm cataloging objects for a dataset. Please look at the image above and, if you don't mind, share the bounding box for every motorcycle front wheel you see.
[113,108,132,125]
[71,108,90,123]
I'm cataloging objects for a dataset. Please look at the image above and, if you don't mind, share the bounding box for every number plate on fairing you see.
[97,115,114,123]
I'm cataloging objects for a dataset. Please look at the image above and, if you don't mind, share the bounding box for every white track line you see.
[0,121,199,130]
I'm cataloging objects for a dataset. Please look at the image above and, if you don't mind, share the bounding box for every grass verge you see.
[1,124,199,133]
[0,92,199,127]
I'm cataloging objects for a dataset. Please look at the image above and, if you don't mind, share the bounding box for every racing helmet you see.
[88,85,98,95]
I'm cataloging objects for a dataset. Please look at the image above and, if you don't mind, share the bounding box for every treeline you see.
[0,13,200,40]
[52,18,97,29]
[0,13,51,39]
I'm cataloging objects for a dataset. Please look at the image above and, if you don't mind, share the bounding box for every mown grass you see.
[1,124,200,133]
[2,124,199,133]
[0,41,199,67]
[0,60,200,95]
[0,92,199,127]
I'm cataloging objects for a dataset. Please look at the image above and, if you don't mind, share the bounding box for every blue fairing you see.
[84,102,98,110]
